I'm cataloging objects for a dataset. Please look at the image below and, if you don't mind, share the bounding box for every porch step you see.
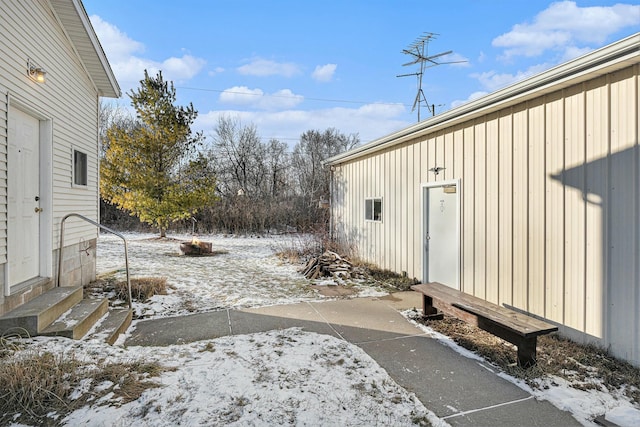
[0,286,83,336]
[87,308,133,345]
[41,298,109,339]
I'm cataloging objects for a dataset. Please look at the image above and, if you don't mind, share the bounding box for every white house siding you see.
[1,0,100,240]
[330,47,639,365]
[0,86,7,266]
[0,0,109,309]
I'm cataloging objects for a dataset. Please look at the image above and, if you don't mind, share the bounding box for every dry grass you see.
[114,277,168,302]
[0,347,166,426]
[415,314,640,405]
[363,264,420,291]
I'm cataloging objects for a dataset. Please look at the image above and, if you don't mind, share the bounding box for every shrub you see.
[0,349,164,426]
[115,277,168,302]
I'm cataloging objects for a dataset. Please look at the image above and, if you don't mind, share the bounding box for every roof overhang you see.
[49,0,121,98]
[326,32,640,166]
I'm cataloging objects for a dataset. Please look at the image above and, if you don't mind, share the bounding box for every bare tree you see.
[290,128,359,229]
[292,128,359,204]
[98,100,135,158]
[211,115,267,198]
[265,138,290,198]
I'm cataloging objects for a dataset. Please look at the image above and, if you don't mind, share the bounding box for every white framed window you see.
[365,198,382,222]
[73,148,87,186]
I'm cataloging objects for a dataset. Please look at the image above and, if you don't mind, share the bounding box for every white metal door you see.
[8,107,41,287]
[425,184,459,288]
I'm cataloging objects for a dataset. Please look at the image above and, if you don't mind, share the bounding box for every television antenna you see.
[397,32,466,121]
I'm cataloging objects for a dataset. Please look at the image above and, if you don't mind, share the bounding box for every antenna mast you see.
[397,32,464,121]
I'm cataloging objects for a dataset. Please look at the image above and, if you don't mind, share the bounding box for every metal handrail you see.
[57,213,132,309]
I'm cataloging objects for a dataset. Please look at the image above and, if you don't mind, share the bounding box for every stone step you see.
[87,308,133,345]
[41,298,109,339]
[0,286,83,336]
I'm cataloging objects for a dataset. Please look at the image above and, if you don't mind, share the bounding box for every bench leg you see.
[517,337,537,368]
[421,295,443,319]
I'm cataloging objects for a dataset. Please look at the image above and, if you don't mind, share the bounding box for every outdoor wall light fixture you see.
[27,59,46,83]
[429,166,445,176]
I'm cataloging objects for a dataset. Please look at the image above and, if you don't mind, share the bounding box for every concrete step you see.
[41,298,109,339]
[0,286,83,336]
[88,308,133,345]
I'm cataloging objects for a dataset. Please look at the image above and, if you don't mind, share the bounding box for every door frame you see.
[421,179,461,289]
[5,96,53,296]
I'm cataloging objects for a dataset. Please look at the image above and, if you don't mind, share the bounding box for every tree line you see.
[100,71,359,235]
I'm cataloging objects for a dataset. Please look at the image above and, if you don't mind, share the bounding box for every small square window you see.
[365,198,382,222]
[73,149,87,186]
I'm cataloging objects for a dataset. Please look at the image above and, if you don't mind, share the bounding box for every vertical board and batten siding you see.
[331,63,639,365]
[0,0,100,250]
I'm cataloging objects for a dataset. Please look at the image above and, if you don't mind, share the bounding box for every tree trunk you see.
[159,227,166,238]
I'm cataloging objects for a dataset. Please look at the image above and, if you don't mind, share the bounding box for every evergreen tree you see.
[101,70,216,237]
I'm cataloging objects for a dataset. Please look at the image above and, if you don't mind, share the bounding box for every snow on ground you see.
[96,232,386,318]
[13,329,441,427]
[6,232,637,426]
[1,231,440,426]
[402,311,640,427]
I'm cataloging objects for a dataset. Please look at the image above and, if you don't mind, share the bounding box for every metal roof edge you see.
[325,32,640,166]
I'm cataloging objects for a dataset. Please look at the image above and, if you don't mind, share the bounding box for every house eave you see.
[325,32,640,166]
[49,0,121,98]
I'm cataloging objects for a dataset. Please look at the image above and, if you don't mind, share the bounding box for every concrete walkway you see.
[126,292,581,426]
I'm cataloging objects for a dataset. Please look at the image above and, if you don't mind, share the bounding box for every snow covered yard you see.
[10,329,439,427]
[95,232,387,318]
[5,232,441,427]
[3,232,638,426]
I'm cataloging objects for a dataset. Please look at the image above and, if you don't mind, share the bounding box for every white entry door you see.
[8,107,41,288]
[424,184,459,288]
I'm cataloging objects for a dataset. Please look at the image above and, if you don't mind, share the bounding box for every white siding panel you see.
[406,143,415,277]
[0,86,7,263]
[393,149,401,272]
[498,112,513,306]
[474,122,487,298]
[528,100,546,317]
[512,104,529,311]
[413,140,423,279]
[486,115,499,304]
[607,66,639,363]
[462,125,475,294]
[584,76,608,340]
[400,144,408,275]
[563,85,587,332]
[545,93,565,324]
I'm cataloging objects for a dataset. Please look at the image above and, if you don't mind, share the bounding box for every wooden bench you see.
[411,282,558,368]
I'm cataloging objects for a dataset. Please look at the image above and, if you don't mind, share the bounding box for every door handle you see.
[34,207,43,213]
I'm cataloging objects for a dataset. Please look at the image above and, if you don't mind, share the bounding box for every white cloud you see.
[208,67,225,77]
[196,103,408,147]
[219,86,304,110]
[451,91,488,109]
[90,15,206,91]
[471,63,550,92]
[90,15,144,62]
[492,1,640,59]
[443,53,470,67]
[312,64,337,82]
[237,58,301,77]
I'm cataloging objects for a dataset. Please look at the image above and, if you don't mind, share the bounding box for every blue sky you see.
[84,0,640,146]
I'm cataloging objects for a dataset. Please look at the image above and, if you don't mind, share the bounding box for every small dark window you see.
[365,198,382,222]
[73,149,87,186]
